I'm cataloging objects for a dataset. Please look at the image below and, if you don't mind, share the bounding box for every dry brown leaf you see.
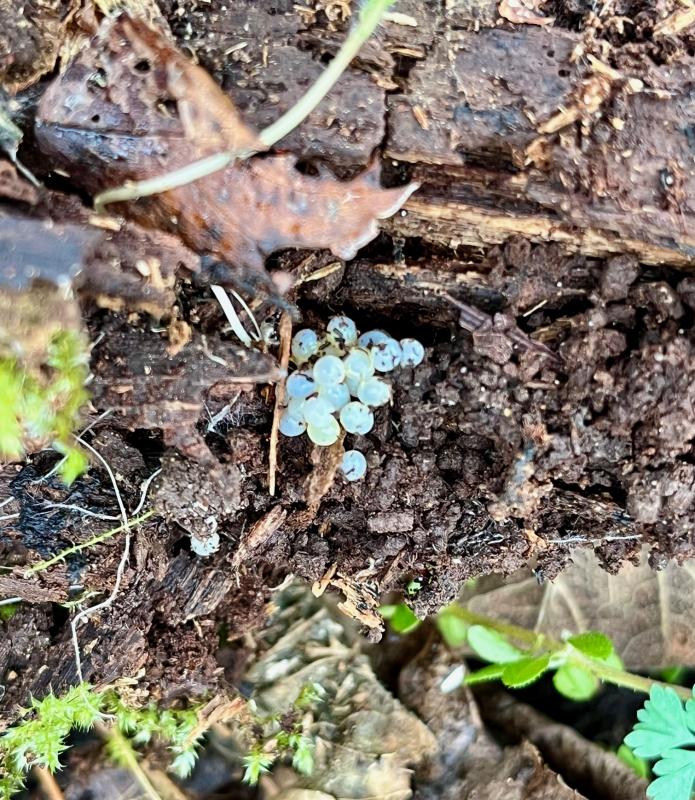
[477,690,649,800]
[499,0,554,26]
[36,15,416,294]
[463,548,695,670]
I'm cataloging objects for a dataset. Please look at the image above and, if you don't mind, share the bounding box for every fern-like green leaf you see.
[625,686,695,800]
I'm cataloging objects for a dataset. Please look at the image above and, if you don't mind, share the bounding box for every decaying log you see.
[386,26,695,267]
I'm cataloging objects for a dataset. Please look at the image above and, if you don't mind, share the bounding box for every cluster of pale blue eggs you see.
[279,316,425,481]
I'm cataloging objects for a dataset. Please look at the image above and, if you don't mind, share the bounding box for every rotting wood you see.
[232,505,288,570]
[387,196,695,268]
[386,25,695,268]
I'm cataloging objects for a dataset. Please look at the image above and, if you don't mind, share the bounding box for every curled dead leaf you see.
[36,15,417,296]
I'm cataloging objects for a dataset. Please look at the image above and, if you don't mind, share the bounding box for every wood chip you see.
[330,574,383,631]
[312,562,338,597]
[232,505,287,569]
[499,0,554,26]
[654,5,695,37]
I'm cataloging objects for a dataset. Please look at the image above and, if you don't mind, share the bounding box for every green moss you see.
[0,684,205,798]
[0,330,90,484]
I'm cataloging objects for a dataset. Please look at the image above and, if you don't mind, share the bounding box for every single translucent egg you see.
[371,338,402,372]
[279,412,306,437]
[313,355,346,386]
[327,316,358,347]
[319,381,351,412]
[339,401,374,435]
[286,370,317,399]
[190,531,220,557]
[291,329,319,362]
[400,338,425,367]
[285,397,306,420]
[358,329,389,348]
[307,415,340,446]
[340,449,367,481]
[343,348,374,381]
[357,376,391,407]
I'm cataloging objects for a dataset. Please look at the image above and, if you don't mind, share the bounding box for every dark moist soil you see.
[2,0,695,719]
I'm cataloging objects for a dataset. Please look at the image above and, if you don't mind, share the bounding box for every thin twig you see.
[93,0,394,210]
[33,766,65,800]
[269,313,292,496]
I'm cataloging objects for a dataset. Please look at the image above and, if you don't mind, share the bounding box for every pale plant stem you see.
[95,722,162,800]
[22,510,155,576]
[94,0,393,210]
[258,0,393,149]
[68,437,132,682]
[568,651,692,701]
[448,605,692,700]
[33,765,65,800]
[446,605,563,650]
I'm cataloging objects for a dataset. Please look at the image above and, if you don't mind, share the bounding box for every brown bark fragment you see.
[386,26,695,266]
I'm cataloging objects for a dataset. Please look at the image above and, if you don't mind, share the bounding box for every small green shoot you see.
[436,605,695,799]
[381,603,420,634]
[241,684,322,786]
[434,605,689,702]
[617,744,650,780]
[0,684,207,799]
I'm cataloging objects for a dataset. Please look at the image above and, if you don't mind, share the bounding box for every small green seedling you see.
[434,605,626,701]
[381,602,420,634]
[241,682,323,786]
[432,605,695,800]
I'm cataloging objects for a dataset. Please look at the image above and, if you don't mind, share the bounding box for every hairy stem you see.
[23,510,155,576]
[569,652,692,701]
[445,605,563,651]
[94,0,393,211]
[450,604,693,700]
